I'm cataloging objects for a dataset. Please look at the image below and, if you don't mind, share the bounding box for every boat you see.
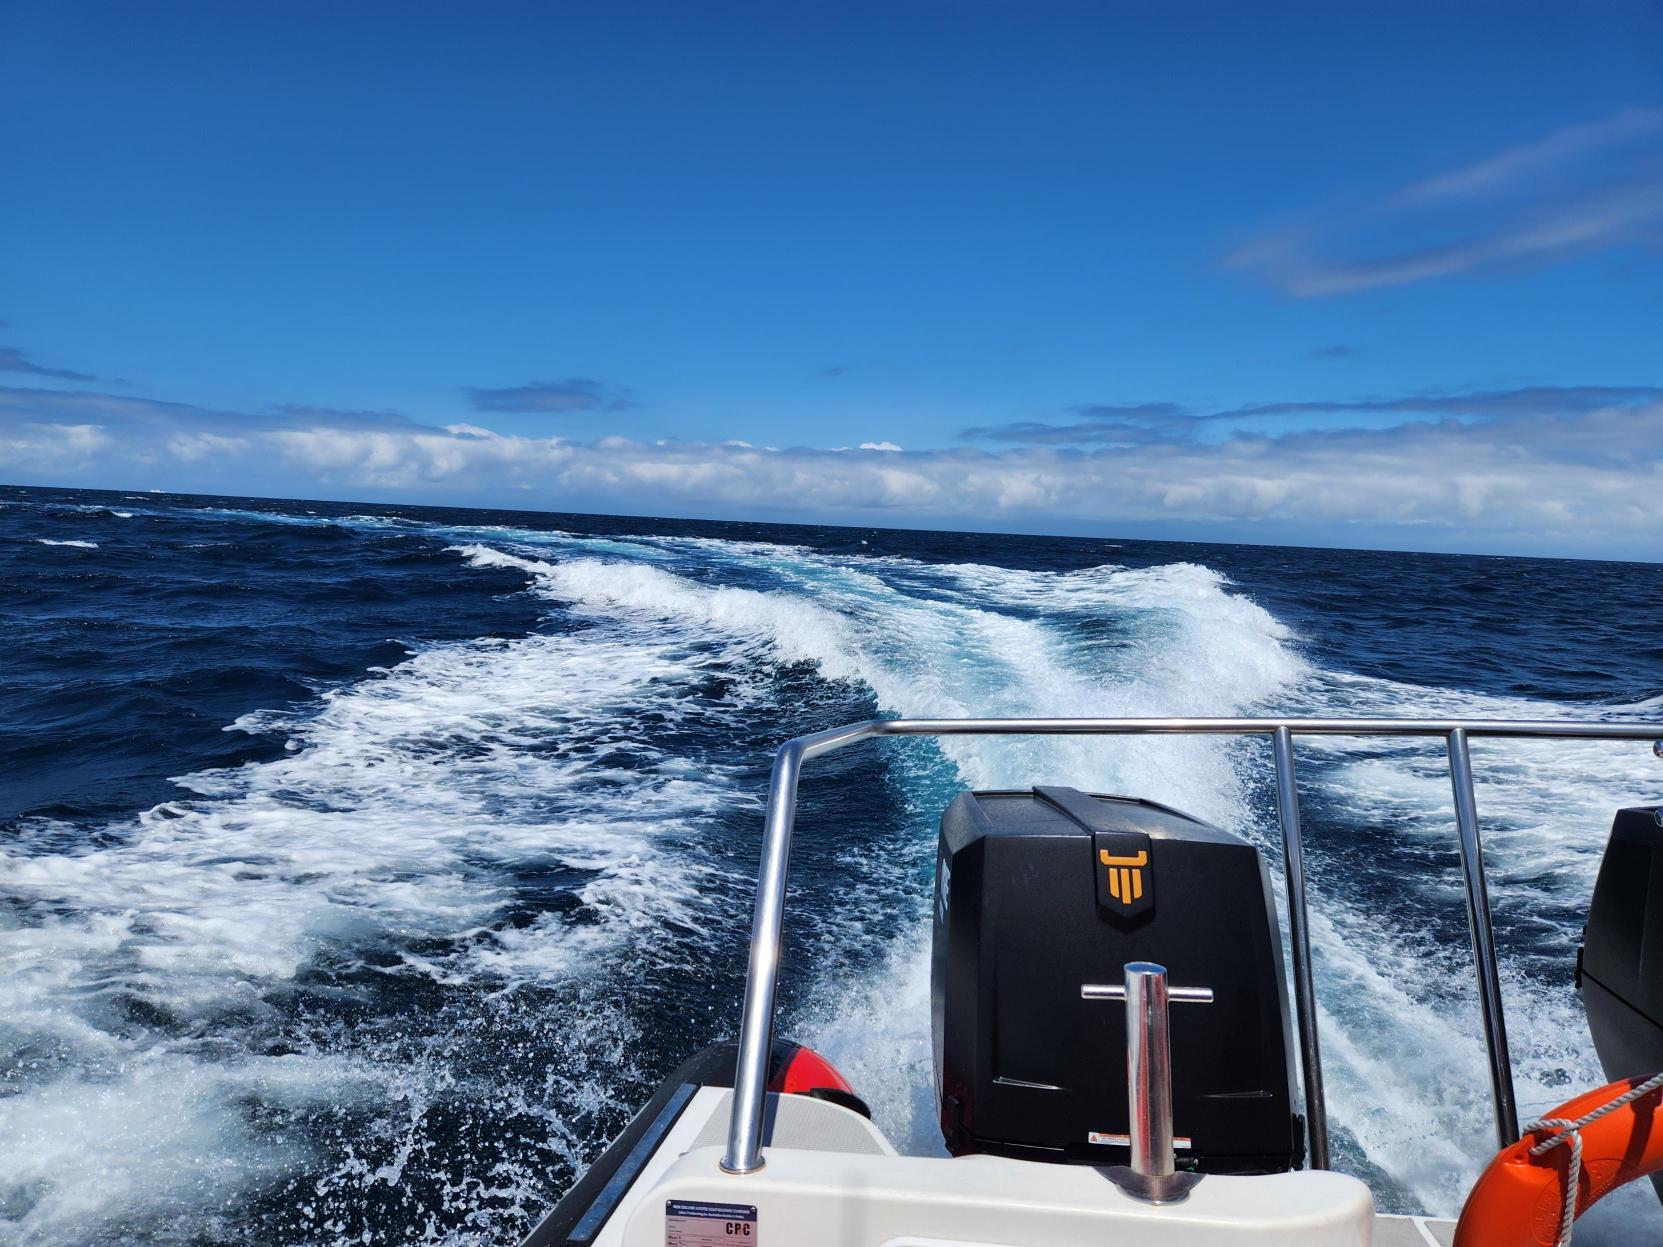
[519,716,1663,1247]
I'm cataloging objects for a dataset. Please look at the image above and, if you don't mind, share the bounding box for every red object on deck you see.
[768,1044,858,1097]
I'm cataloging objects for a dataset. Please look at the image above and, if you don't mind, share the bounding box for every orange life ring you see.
[1454,1074,1663,1246]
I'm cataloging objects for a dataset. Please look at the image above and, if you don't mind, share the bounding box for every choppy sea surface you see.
[2,483,1661,1246]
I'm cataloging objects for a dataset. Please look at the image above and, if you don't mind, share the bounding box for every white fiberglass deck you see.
[565,1085,1452,1247]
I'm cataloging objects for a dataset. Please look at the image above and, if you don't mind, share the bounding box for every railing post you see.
[721,741,805,1173]
[1272,726,1330,1169]
[1447,727,1519,1147]
[1127,962,1176,1179]
[1107,963,1201,1204]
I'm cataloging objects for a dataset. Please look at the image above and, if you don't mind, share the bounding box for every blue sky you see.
[2,1,1661,557]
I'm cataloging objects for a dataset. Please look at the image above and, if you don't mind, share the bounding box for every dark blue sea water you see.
[3,483,1661,1246]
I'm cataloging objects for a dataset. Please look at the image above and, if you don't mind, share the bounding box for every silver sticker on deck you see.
[666,1199,757,1246]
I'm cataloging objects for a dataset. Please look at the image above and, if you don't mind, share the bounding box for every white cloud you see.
[1399,105,1663,205]
[166,431,244,463]
[1228,105,1663,297]
[1,421,111,466]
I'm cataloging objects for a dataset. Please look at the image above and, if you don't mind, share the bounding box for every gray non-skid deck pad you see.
[691,1091,889,1156]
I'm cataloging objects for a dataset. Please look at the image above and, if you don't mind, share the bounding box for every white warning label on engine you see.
[666,1199,757,1246]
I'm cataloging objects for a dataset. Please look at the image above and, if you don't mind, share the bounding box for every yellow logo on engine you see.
[1099,848,1148,904]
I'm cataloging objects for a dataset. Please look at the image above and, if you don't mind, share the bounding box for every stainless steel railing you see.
[718,717,1663,1177]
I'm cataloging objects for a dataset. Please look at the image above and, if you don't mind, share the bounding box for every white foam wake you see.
[447,538,1311,1158]
[0,616,751,1241]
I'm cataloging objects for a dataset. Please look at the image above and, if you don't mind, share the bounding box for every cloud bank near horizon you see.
[962,386,1663,447]
[1,384,1658,557]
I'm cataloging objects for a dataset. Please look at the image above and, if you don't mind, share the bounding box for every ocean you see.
[2,483,1660,1246]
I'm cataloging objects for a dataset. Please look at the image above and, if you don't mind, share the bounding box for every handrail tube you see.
[1081,983,1214,1003]
[723,722,879,1173]
[1273,726,1330,1169]
[1447,728,1519,1146]
[1126,963,1176,1180]
[867,717,1663,739]
[720,716,1663,1175]
[720,739,803,1173]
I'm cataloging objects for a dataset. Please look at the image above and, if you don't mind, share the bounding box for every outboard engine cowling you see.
[931,786,1302,1173]
[1579,804,1663,1207]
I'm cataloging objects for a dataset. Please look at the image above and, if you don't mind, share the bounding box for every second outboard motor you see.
[1579,804,1663,1206]
[931,786,1301,1174]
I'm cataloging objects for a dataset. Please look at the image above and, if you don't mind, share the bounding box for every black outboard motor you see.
[931,786,1302,1174]
[1579,804,1663,1205]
